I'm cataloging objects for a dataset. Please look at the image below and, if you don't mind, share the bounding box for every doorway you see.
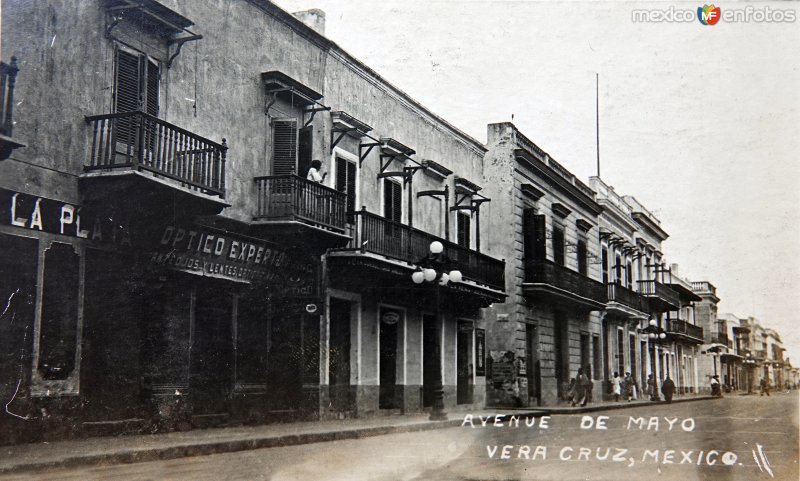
[526,323,541,405]
[329,298,352,412]
[379,307,399,409]
[456,322,473,405]
[191,284,233,417]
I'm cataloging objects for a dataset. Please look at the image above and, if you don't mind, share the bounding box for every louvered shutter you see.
[533,214,547,260]
[553,227,565,266]
[335,158,357,223]
[383,179,401,223]
[115,49,140,114]
[114,49,141,143]
[457,212,471,249]
[272,121,297,176]
[578,239,587,275]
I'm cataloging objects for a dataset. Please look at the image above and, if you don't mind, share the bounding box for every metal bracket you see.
[264,88,290,116]
[331,128,354,151]
[359,142,379,167]
[303,106,331,128]
[167,34,203,69]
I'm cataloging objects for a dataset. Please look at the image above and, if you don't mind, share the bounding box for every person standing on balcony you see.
[306,159,327,183]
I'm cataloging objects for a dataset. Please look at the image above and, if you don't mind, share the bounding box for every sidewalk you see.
[0,394,716,475]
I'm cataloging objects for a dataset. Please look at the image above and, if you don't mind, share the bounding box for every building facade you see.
[482,123,605,407]
[0,0,505,444]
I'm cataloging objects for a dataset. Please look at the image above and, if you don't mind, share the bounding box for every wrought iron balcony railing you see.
[524,258,606,304]
[711,333,730,347]
[85,111,227,197]
[668,319,704,341]
[637,280,680,311]
[606,282,647,312]
[254,175,347,233]
[335,210,505,290]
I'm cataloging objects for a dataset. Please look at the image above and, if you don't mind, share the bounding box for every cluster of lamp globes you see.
[646,318,667,340]
[411,241,463,286]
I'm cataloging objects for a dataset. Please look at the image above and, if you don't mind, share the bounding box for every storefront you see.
[0,187,323,442]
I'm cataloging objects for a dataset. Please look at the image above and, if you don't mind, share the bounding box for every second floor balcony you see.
[254,174,347,233]
[327,210,505,305]
[523,259,606,310]
[83,111,228,215]
[667,318,704,344]
[605,282,648,319]
[637,280,680,312]
[710,332,730,348]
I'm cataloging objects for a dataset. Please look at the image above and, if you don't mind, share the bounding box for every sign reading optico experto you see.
[153,225,292,283]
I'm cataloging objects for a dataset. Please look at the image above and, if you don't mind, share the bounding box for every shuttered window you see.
[114,48,159,143]
[272,120,297,176]
[577,239,587,275]
[114,48,159,116]
[335,157,357,222]
[552,224,565,266]
[522,209,546,262]
[383,179,402,223]
[602,248,609,283]
[457,212,471,249]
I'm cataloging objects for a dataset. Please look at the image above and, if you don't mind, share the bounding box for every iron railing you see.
[668,319,704,340]
[336,210,505,290]
[254,175,347,233]
[711,333,730,347]
[85,111,227,197]
[525,258,606,304]
[606,282,647,312]
[637,280,680,309]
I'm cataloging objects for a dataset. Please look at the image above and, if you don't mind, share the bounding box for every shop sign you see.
[153,224,319,293]
[1,187,132,245]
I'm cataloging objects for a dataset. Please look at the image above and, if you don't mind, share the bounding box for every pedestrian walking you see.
[759,378,770,396]
[624,372,635,402]
[647,374,658,401]
[611,372,622,402]
[711,375,722,397]
[571,368,588,407]
[584,364,594,404]
[661,376,676,403]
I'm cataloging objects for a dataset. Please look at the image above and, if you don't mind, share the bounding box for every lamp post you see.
[411,240,463,421]
[743,352,756,394]
[641,318,667,401]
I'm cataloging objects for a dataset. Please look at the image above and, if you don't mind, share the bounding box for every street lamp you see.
[411,240,463,421]
[640,318,667,401]
[743,352,756,394]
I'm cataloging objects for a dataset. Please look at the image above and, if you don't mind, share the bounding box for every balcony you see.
[637,280,680,312]
[0,57,25,160]
[711,333,730,347]
[327,211,505,304]
[523,259,606,310]
[254,175,347,236]
[83,111,227,214]
[605,282,648,319]
[664,273,701,303]
[667,319,704,344]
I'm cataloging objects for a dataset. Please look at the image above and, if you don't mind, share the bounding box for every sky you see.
[272,0,800,359]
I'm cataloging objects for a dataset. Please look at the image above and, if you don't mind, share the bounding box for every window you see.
[615,255,622,283]
[627,261,633,288]
[552,224,565,266]
[383,179,402,223]
[456,212,471,249]
[577,238,587,275]
[114,48,159,116]
[272,120,297,176]
[38,243,80,381]
[522,209,546,262]
[335,157,357,223]
[601,248,609,284]
[298,126,313,179]
[114,47,159,144]
[616,328,625,376]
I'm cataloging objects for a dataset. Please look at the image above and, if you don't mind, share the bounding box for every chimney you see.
[292,9,326,36]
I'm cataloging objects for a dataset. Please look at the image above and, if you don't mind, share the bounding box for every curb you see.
[532,395,717,414]
[1,412,544,475]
